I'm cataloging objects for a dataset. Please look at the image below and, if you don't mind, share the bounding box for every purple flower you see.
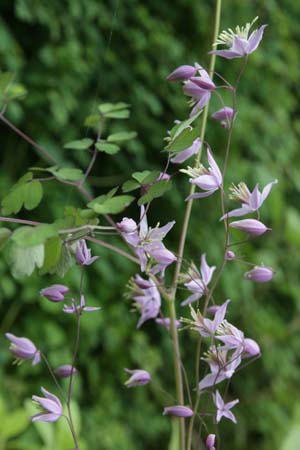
[210,18,267,59]
[229,219,270,236]
[54,365,78,378]
[183,149,222,200]
[221,180,278,219]
[124,368,151,387]
[31,387,62,423]
[206,434,216,450]
[198,348,242,391]
[118,207,176,276]
[181,254,216,306]
[170,138,201,164]
[40,284,69,302]
[163,405,194,418]
[5,333,41,366]
[216,321,261,358]
[75,239,99,266]
[155,317,181,330]
[63,295,100,314]
[214,390,239,424]
[189,300,230,337]
[244,266,274,282]
[127,275,161,328]
[183,64,215,116]
[211,106,236,128]
[167,65,197,81]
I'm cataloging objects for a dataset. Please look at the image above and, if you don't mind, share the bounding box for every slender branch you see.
[0,216,43,226]
[85,236,139,264]
[0,113,57,164]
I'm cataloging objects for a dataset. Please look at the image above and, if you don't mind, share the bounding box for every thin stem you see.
[41,353,67,403]
[0,216,42,226]
[0,113,57,164]
[86,236,139,264]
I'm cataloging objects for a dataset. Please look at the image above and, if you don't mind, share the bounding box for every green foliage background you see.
[0,0,299,449]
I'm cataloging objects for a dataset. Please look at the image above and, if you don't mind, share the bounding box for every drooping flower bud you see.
[163,405,194,417]
[75,239,99,266]
[206,434,216,450]
[5,333,41,365]
[40,284,69,302]
[124,369,151,387]
[229,219,270,236]
[54,365,78,378]
[167,65,197,81]
[211,106,236,128]
[243,338,261,358]
[116,217,137,233]
[244,266,274,282]
[155,317,181,330]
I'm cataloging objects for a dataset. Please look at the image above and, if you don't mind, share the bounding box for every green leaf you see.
[107,131,137,142]
[0,228,11,250]
[41,236,62,274]
[23,180,43,210]
[98,102,130,114]
[1,185,25,214]
[167,110,202,141]
[64,138,94,150]
[138,180,172,206]
[95,142,120,154]
[48,166,84,182]
[87,187,118,209]
[132,170,152,183]
[105,109,130,119]
[0,408,29,439]
[165,126,200,153]
[84,114,100,127]
[55,244,73,277]
[91,195,134,214]
[1,173,37,215]
[0,72,15,96]
[122,180,140,193]
[9,244,44,278]
[11,224,58,247]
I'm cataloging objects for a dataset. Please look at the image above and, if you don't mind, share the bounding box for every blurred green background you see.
[0,0,300,449]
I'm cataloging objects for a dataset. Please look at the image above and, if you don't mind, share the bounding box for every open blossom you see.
[63,294,100,314]
[40,284,69,302]
[214,390,239,424]
[181,254,215,306]
[75,239,99,266]
[188,300,230,337]
[244,266,274,282]
[127,275,161,328]
[199,347,242,391]
[216,320,261,358]
[211,106,236,128]
[221,180,278,219]
[5,333,41,366]
[229,218,270,236]
[31,387,62,423]
[210,17,267,59]
[170,137,201,164]
[54,365,78,378]
[124,368,151,387]
[182,149,222,200]
[163,405,194,418]
[117,206,176,275]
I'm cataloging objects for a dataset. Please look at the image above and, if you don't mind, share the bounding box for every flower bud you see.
[5,333,41,365]
[54,364,78,378]
[244,266,274,282]
[155,317,181,330]
[163,405,194,418]
[226,250,236,260]
[40,284,69,302]
[124,369,151,387]
[167,65,197,81]
[229,219,270,236]
[117,218,137,233]
[243,338,261,358]
[206,434,216,450]
[76,239,99,266]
